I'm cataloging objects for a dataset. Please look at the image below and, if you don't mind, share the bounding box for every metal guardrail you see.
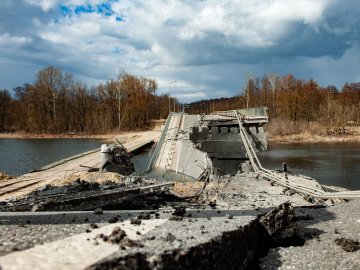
[146,112,174,171]
[211,110,237,118]
[212,107,268,123]
[237,107,268,118]
[234,110,360,199]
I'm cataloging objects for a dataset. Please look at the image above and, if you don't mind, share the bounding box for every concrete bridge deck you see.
[152,113,208,180]
[0,132,159,201]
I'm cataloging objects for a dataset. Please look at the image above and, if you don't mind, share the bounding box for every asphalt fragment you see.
[130,219,142,225]
[107,217,119,223]
[93,208,103,215]
[334,237,359,252]
[90,223,99,229]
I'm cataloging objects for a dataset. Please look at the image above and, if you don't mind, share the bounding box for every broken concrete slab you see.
[0,213,168,270]
[0,182,176,212]
[84,203,305,270]
[260,199,360,269]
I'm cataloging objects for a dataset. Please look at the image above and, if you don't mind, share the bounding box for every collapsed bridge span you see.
[148,108,360,199]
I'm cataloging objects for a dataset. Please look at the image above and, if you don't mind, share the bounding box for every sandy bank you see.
[268,132,360,143]
[0,129,161,140]
[0,132,119,140]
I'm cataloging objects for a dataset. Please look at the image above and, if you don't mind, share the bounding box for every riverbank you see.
[2,125,360,144]
[266,119,360,143]
[268,132,360,143]
[3,132,360,143]
[0,129,161,141]
[0,120,166,140]
[0,132,124,140]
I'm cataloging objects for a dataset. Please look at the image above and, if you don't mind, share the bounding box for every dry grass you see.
[269,133,360,143]
[0,120,165,139]
[266,119,360,143]
[0,132,119,139]
[0,172,13,181]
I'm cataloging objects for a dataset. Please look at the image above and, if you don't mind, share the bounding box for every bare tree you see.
[268,73,278,117]
[0,89,11,131]
[35,66,64,133]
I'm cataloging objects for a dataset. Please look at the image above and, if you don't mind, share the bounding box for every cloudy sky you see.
[0,0,359,101]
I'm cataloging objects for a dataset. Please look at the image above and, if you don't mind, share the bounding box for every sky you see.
[0,0,359,102]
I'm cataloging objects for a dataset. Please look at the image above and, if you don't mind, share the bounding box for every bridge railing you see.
[211,110,237,118]
[212,107,268,123]
[146,112,174,171]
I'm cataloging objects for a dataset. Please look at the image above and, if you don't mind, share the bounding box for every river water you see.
[0,139,359,190]
[258,142,360,190]
[0,139,102,176]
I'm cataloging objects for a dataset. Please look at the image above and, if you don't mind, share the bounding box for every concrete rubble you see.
[100,144,135,175]
[260,200,360,269]
[0,111,359,269]
[0,178,179,212]
[0,173,359,269]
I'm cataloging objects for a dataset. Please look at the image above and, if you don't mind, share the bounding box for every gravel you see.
[0,210,139,256]
[260,200,360,269]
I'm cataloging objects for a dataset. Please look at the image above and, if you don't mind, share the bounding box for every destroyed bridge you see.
[147,107,360,200]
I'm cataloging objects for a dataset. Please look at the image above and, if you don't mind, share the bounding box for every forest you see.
[0,66,359,136]
[0,66,175,134]
[188,74,360,136]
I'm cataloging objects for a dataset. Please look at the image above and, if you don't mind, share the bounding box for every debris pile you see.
[334,237,359,252]
[169,207,186,221]
[0,179,182,212]
[100,144,135,175]
[95,226,143,249]
[259,202,304,247]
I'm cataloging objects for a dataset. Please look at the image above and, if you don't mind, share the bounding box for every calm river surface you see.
[0,139,359,190]
[0,139,102,176]
[258,142,360,190]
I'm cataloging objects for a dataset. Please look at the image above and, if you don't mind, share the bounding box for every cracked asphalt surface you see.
[260,199,360,270]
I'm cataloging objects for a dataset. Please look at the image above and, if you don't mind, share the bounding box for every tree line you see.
[187,74,359,135]
[0,66,179,134]
[0,67,359,135]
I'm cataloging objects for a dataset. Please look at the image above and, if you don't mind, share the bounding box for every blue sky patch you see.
[58,1,118,17]
[74,5,96,15]
[111,47,121,54]
[59,5,71,16]
[96,3,113,16]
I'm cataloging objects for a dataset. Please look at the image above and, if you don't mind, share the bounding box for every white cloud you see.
[24,0,60,11]
[1,0,359,100]
[0,33,31,45]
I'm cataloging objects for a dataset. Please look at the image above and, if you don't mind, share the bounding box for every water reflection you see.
[1,139,359,190]
[0,139,101,176]
[258,142,360,190]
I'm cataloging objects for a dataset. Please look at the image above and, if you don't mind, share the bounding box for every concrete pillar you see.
[220,127,228,134]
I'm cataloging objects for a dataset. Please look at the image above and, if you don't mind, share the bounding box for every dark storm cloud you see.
[0,0,359,101]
